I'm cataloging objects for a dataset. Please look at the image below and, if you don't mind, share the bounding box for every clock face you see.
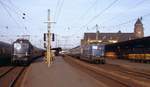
[14,43,21,50]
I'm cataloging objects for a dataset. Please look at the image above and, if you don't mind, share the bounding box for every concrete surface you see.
[21,56,106,87]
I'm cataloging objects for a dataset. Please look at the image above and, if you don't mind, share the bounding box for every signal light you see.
[44,33,46,41]
[52,33,55,41]
[44,42,47,48]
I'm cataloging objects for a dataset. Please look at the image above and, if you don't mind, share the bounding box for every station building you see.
[81,18,144,45]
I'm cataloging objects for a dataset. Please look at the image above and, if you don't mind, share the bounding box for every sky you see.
[0,0,150,48]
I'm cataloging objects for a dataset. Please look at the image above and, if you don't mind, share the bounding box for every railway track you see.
[64,55,150,87]
[97,64,150,80]
[0,67,16,78]
[116,66,150,79]
[0,66,26,87]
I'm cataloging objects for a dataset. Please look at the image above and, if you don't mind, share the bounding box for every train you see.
[0,39,44,66]
[0,41,11,66]
[11,39,45,66]
[69,46,81,58]
[105,36,150,63]
[69,44,106,64]
[69,36,150,64]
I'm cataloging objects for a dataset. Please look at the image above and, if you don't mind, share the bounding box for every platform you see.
[21,56,106,87]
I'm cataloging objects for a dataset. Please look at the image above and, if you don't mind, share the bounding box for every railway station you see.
[0,0,150,87]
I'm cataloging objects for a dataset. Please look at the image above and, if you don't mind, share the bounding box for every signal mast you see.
[44,9,55,67]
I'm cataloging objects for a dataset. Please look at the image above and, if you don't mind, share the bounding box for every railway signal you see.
[44,42,46,48]
[44,33,47,41]
[52,33,55,41]
[43,33,55,48]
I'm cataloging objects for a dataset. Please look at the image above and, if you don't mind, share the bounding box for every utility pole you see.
[55,34,58,48]
[96,24,99,41]
[45,9,55,67]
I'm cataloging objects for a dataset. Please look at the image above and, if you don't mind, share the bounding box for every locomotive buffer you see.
[44,9,55,67]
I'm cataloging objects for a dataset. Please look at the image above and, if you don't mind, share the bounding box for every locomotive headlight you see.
[14,43,21,50]
[92,46,98,49]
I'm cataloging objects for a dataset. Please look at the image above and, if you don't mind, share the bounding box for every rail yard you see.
[0,0,150,87]
[0,37,150,87]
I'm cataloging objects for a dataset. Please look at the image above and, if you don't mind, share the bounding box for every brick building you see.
[81,18,144,45]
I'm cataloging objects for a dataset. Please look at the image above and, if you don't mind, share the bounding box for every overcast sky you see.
[0,0,150,48]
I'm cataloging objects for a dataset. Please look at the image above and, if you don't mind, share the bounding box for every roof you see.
[0,41,11,47]
[15,38,30,43]
[106,36,150,48]
[135,18,142,24]
[84,32,135,42]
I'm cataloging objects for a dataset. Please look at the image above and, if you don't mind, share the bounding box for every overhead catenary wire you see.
[54,0,64,23]
[0,0,21,28]
[70,0,99,29]
[6,0,32,21]
[69,0,119,33]
[0,0,27,26]
[0,0,32,36]
[84,0,120,26]
[131,0,147,9]
[54,0,61,22]
[101,0,147,24]
[56,0,64,22]
[80,12,150,33]
[79,0,98,19]
[82,0,150,32]
[4,0,32,35]
[4,0,22,19]
[102,12,150,29]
